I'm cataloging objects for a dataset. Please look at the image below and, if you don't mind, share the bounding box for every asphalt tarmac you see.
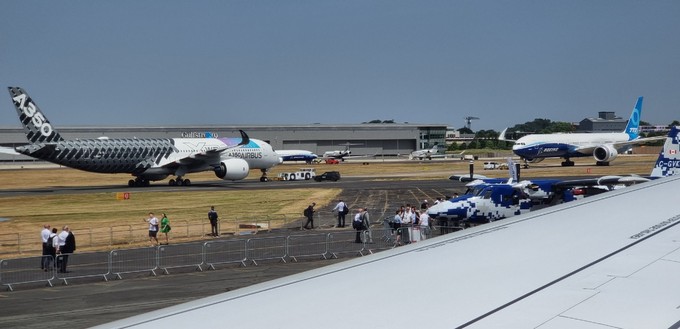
[0,178,467,328]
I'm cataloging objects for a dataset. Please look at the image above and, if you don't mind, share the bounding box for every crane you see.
[464,116,480,130]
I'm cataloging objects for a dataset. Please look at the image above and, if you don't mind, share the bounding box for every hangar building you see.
[0,124,447,162]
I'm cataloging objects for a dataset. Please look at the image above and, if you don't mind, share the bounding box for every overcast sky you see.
[1,1,678,132]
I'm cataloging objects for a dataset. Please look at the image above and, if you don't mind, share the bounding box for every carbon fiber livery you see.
[5,87,282,186]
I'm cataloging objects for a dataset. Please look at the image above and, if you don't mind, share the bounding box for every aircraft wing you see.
[0,146,19,155]
[154,130,250,167]
[574,136,666,154]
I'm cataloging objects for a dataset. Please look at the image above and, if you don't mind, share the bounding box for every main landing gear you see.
[560,159,575,167]
[128,178,150,187]
[260,169,269,182]
[169,177,191,186]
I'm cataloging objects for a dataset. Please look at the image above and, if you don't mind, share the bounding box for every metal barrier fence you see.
[0,215,302,257]
[0,225,465,291]
[158,243,204,274]
[203,239,248,269]
[55,251,109,285]
[286,233,329,262]
[109,247,159,279]
[246,236,287,266]
[0,255,55,291]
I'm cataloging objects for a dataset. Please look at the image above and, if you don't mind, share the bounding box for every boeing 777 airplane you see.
[274,149,318,164]
[499,97,663,166]
[3,87,282,186]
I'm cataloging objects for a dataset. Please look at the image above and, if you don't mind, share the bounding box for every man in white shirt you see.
[145,212,159,246]
[332,200,348,228]
[41,224,51,269]
[419,210,431,240]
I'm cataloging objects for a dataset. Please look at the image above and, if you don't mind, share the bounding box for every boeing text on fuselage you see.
[498,97,664,167]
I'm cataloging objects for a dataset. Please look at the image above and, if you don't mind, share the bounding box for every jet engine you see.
[593,145,618,163]
[526,158,544,164]
[214,158,250,181]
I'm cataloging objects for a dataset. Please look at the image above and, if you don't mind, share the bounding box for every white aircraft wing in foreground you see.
[97,176,680,329]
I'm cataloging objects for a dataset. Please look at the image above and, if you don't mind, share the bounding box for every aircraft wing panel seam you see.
[456,210,680,328]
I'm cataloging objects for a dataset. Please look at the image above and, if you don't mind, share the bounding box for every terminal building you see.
[0,124,447,162]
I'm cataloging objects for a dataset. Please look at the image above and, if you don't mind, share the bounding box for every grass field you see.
[0,154,659,256]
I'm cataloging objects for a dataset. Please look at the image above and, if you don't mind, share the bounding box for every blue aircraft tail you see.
[650,126,680,178]
[8,87,63,144]
[623,97,643,140]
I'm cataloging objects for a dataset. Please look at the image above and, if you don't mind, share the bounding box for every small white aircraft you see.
[321,143,364,161]
[499,97,663,166]
[2,87,282,186]
[409,146,465,160]
[409,145,442,160]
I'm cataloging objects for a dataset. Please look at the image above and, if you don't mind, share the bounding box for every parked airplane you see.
[94,175,680,328]
[435,128,680,224]
[274,149,318,164]
[498,97,663,166]
[3,87,282,186]
[321,143,363,161]
[408,145,465,160]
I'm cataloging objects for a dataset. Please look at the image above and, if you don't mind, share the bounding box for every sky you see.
[1,1,679,132]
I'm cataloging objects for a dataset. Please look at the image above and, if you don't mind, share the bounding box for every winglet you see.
[650,126,680,178]
[8,87,63,144]
[624,96,643,140]
[498,128,515,142]
[238,130,250,147]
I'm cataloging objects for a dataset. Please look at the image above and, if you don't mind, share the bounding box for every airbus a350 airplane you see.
[3,87,282,186]
[499,97,663,166]
[274,149,318,164]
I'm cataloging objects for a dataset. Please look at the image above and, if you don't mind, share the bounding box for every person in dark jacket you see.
[58,226,76,273]
[303,202,316,229]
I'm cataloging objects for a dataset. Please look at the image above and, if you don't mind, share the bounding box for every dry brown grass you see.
[0,154,658,256]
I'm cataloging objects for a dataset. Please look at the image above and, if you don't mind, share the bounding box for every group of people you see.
[143,212,171,245]
[391,201,433,245]
[40,224,76,273]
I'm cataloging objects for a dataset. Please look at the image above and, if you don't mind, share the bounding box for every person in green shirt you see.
[160,213,171,245]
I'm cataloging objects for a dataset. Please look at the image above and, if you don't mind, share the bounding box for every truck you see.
[274,168,317,181]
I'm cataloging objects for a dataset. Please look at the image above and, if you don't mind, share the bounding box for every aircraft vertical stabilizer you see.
[624,96,643,140]
[8,87,63,144]
[651,126,680,178]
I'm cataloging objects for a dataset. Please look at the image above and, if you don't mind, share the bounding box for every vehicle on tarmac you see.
[313,171,341,182]
[276,168,316,181]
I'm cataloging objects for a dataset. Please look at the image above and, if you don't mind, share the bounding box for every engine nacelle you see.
[526,158,544,164]
[214,158,250,181]
[593,144,618,163]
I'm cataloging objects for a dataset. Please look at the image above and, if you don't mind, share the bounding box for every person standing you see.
[45,228,58,271]
[160,213,171,245]
[353,208,364,243]
[392,209,403,245]
[40,224,51,270]
[332,200,348,228]
[144,212,159,245]
[361,208,373,243]
[57,226,76,273]
[419,209,431,240]
[303,202,316,229]
[208,206,219,237]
